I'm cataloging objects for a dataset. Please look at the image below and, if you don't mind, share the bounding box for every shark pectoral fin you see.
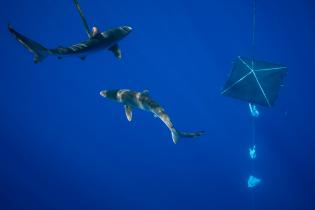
[124,105,133,122]
[73,0,92,38]
[109,44,122,59]
[171,129,179,144]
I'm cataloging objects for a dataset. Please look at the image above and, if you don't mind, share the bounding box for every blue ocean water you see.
[1,0,315,209]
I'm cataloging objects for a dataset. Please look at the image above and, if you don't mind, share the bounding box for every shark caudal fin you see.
[8,25,49,63]
[171,129,205,144]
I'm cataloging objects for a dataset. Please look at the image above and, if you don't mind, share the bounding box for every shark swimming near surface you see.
[8,0,132,63]
[100,89,205,144]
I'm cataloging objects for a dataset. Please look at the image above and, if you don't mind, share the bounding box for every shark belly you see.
[119,91,147,110]
[50,37,115,57]
[124,94,173,129]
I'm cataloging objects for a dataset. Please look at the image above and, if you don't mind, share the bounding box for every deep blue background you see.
[1,0,315,209]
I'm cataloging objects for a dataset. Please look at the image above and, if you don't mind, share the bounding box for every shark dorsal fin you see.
[124,105,133,122]
[142,90,150,97]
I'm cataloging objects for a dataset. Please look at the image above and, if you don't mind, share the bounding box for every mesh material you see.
[221,56,287,107]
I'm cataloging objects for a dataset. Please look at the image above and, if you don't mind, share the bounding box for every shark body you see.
[8,0,132,63]
[100,89,204,144]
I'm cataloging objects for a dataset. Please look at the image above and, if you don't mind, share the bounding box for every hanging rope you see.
[249,2,258,210]
[251,117,256,167]
[251,117,257,210]
[251,0,257,68]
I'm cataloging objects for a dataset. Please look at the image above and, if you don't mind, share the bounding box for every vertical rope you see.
[250,117,256,210]
[250,4,257,210]
[251,117,256,172]
[251,0,256,68]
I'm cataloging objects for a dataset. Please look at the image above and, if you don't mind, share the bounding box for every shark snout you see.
[122,26,132,33]
[100,90,107,97]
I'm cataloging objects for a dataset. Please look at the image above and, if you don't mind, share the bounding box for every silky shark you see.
[100,89,205,144]
[8,0,132,63]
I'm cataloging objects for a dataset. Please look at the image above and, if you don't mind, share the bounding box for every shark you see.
[8,0,132,63]
[100,89,205,144]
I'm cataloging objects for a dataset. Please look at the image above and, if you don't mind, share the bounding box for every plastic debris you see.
[248,175,261,188]
[249,145,256,159]
[249,103,260,117]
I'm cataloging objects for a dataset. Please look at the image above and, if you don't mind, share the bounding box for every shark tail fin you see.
[8,24,49,63]
[171,129,205,144]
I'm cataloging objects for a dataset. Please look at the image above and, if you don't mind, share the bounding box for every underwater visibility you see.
[1,0,315,210]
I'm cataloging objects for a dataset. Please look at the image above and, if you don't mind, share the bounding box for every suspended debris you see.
[247,175,261,188]
[221,56,287,107]
[249,145,257,159]
[249,103,260,117]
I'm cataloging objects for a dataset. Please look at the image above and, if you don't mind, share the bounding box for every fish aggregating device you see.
[220,0,288,207]
[221,56,287,108]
